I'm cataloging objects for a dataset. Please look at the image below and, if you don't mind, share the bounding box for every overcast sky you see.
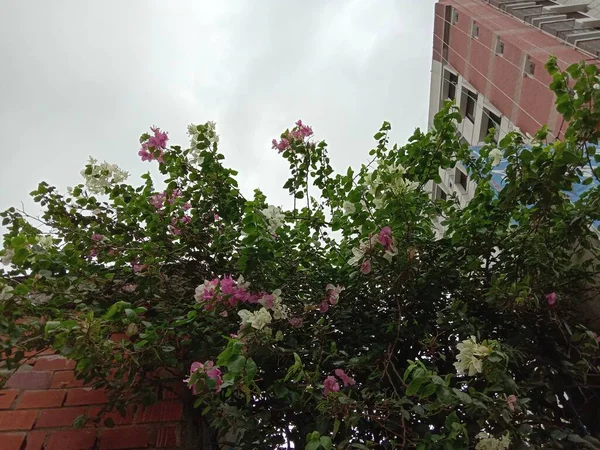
[0,0,436,219]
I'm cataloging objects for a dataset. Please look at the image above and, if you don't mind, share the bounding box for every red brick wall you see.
[0,352,192,450]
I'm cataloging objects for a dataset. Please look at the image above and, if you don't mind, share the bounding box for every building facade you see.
[428,0,600,209]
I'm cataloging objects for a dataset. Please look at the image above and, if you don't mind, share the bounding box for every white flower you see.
[1,249,14,266]
[390,177,419,195]
[574,92,579,100]
[261,205,285,234]
[37,236,54,250]
[489,148,503,166]
[238,309,254,326]
[194,279,218,303]
[373,196,385,209]
[249,307,272,330]
[81,157,129,195]
[475,432,510,450]
[342,201,356,215]
[454,336,491,376]
[594,83,600,90]
[0,286,14,301]
[270,289,289,320]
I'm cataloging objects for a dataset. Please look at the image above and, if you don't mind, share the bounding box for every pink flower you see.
[183,202,192,211]
[91,233,105,242]
[148,126,169,149]
[319,301,329,313]
[326,284,344,305]
[272,138,290,153]
[122,284,138,293]
[214,213,221,221]
[149,193,166,209]
[546,292,557,306]
[289,317,303,328]
[169,225,182,235]
[334,369,356,387]
[260,294,274,309]
[166,188,182,205]
[180,215,191,225]
[89,248,98,258]
[323,376,340,396]
[206,366,223,393]
[360,259,372,274]
[133,263,148,273]
[378,226,393,251]
[138,147,152,162]
[505,394,517,412]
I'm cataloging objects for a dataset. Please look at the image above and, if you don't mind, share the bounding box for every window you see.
[455,168,468,192]
[480,110,502,143]
[462,88,477,123]
[434,184,448,201]
[525,55,535,76]
[495,37,504,55]
[451,8,459,24]
[444,71,459,101]
[471,22,479,38]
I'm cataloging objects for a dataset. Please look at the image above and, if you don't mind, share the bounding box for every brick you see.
[16,390,66,409]
[109,333,128,343]
[64,388,108,406]
[0,390,19,409]
[160,381,184,400]
[5,371,53,390]
[46,430,96,450]
[51,371,84,389]
[0,432,26,450]
[33,356,75,371]
[87,405,135,427]
[0,410,37,431]
[24,348,55,358]
[35,407,86,428]
[155,424,179,448]
[100,426,149,449]
[24,431,47,450]
[136,401,182,423]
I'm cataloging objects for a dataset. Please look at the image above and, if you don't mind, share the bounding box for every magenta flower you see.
[214,213,221,221]
[360,259,372,275]
[505,394,517,412]
[89,248,98,258]
[183,202,192,211]
[180,215,191,225]
[206,366,223,393]
[91,233,105,242]
[334,369,356,387]
[323,376,340,396]
[319,300,329,313]
[546,292,557,306]
[149,193,166,209]
[378,226,393,251]
[138,147,152,162]
[148,126,169,149]
[133,263,148,273]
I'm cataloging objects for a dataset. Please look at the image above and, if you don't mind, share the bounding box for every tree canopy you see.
[2,58,600,449]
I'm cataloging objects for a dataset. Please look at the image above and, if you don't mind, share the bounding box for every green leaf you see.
[320,436,332,450]
[306,441,321,450]
[227,355,247,374]
[406,377,426,396]
[452,388,472,404]
[245,358,258,382]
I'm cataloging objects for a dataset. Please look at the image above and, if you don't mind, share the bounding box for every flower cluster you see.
[363,164,418,209]
[348,227,398,273]
[36,236,54,250]
[320,284,344,313]
[261,205,285,234]
[80,157,129,195]
[185,360,223,394]
[187,121,219,165]
[272,120,314,153]
[194,275,259,311]
[546,292,557,306]
[454,336,492,376]
[138,127,168,163]
[323,369,355,396]
[475,432,511,450]
[238,307,272,330]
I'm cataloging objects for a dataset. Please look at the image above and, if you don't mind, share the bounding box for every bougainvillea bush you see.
[2,59,600,449]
